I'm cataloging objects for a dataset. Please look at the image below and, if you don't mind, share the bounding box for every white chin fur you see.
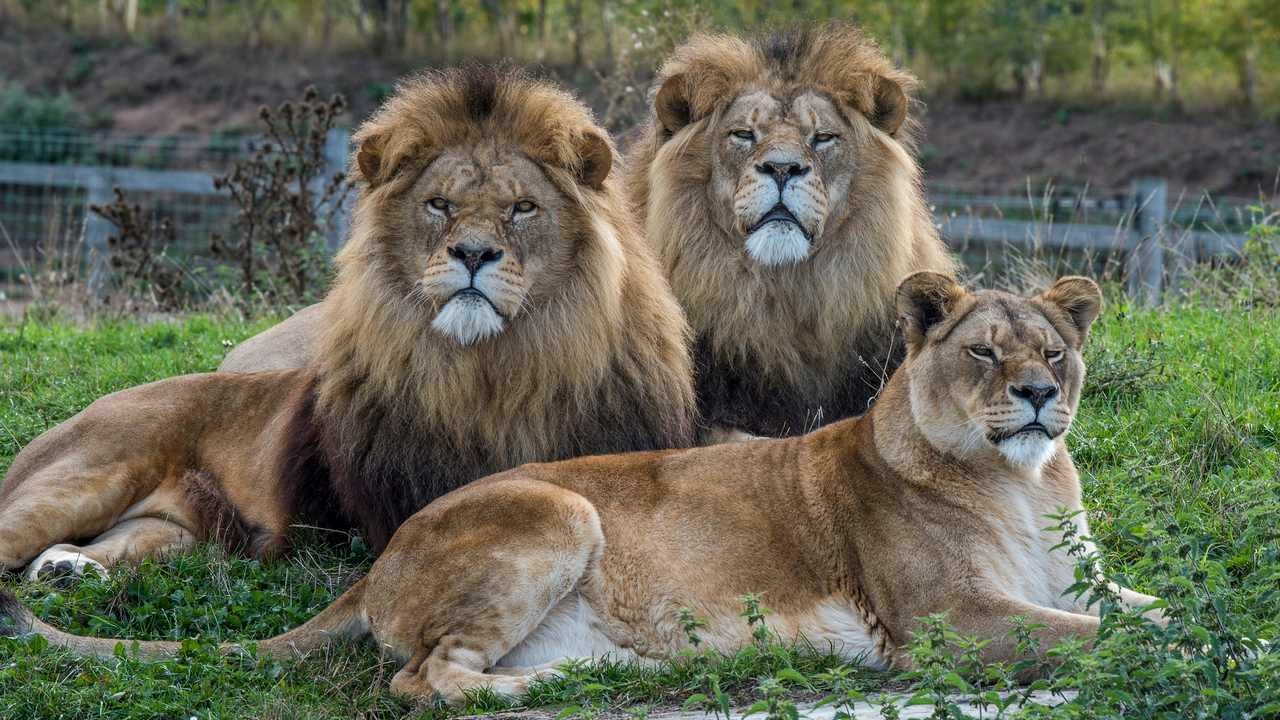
[431,295,505,346]
[745,222,810,266]
[998,433,1057,470]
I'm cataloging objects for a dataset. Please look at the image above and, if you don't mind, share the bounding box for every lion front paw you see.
[26,545,109,586]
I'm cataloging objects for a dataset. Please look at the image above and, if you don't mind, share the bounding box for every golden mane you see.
[282,67,698,549]
[626,24,955,437]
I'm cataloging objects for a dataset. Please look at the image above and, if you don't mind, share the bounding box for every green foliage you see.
[0,276,1277,717]
[0,84,83,129]
[6,0,1279,115]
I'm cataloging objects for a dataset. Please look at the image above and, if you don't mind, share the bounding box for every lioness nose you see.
[448,243,504,276]
[1010,383,1059,411]
[756,160,811,188]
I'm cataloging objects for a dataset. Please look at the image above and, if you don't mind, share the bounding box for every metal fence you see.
[0,125,1257,305]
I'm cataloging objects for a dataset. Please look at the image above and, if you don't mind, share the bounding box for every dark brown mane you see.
[272,68,698,552]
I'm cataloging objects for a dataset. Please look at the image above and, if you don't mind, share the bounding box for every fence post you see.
[1125,178,1167,306]
[83,172,113,298]
[323,127,352,251]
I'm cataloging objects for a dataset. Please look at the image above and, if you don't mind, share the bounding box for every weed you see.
[90,187,190,311]
[209,85,349,307]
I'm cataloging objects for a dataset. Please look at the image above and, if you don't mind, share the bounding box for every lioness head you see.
[896,272,1103,470]
[649,25,914,267]
[348,67,614,346]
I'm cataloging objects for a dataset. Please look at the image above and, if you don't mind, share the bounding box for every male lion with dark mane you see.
[0,68,697,579]
[2,274,1167,705]
[626,24,956,438]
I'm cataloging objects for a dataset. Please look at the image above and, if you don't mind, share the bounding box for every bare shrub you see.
[90,188,190,311]
[209,86,350,307]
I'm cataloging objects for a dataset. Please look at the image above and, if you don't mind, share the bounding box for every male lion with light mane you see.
[627,25,956,438]
[2,274,1166,706]
[0,68,696,579]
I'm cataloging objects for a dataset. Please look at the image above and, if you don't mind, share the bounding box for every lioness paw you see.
[26,545,108,585]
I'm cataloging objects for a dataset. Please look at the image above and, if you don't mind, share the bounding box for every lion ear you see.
[896,272,966,350]
[1039,277,1102,346]
[356,129,423,187]
[869,75,908,135]
[575,130,613,190]
[356,131,389,185]
[654,73,693,134]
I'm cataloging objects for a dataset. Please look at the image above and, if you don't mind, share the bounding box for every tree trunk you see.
[537,0,547,41]
[433,0,453,59]
[361,0,388,55]
[124,0,137,34]
[599,0,614,72]
[162,0,180,41]
[569,0,584,70]
[1237,43,1257,113]
[388,0,407,53]
[479,0,511,57]
[1090,3,1107,93]
[322,0,334,45]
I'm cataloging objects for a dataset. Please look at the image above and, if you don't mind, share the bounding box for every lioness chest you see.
[977,486,1084,612]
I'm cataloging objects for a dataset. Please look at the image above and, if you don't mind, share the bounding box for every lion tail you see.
[0,578,370,662]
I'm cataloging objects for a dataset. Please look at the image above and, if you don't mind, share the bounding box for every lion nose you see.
[448,243,504,276]
[756,160,810,189]
[1010,383,1059,411]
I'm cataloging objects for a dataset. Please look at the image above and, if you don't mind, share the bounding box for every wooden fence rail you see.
[0,142,1248,305]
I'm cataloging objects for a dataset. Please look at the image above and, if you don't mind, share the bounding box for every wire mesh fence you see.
[0,125,349,303]
[0,126,253,169]
[0,125,1263,306]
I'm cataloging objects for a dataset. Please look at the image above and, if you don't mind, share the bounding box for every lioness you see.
[0,68,697,578]
[2,273,1164,705]
[627,25,956,438]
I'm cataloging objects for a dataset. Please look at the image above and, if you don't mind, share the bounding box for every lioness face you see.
[898,274,1102,472]
[710,91,855,267]
[392,144,578,346]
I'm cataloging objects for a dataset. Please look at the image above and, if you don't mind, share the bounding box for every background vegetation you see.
[2,0,1279,119]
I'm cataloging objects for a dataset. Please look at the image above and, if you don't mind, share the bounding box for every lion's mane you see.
[625,25,955,437]
[279,68,698,549]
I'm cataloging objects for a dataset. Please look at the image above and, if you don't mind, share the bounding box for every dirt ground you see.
[4,26,1279,199]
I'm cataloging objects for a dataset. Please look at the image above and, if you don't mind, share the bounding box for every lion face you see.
[896,273,1103,471]
[367,141,597,347]
[710,90,856,267]
[408,145,578,345]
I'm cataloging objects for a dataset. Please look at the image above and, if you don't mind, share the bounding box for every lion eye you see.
[512,199,538,216]
[426,197,451,216]
[730,129,756,142]
[1045,348,1065,363]
[968,345,997,362]
[811,132,838,147]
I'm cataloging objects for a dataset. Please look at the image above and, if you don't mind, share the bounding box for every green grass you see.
[0,296,1277,719]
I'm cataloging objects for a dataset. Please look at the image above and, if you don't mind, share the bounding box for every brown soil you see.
[4,26,1279,199]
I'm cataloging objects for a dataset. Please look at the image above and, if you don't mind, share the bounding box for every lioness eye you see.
[1045,349,1065,363]
[426,197,450,214]
[968,345,996,361]
[513,200,537,215]
[731,129,756,141]
[812,132,837,146]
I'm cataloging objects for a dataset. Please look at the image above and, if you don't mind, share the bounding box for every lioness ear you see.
[896,271,966,349]
[870,75,908,135]
[654,73,693,134]
[1039,277,1102,345]
[575,130,613,190]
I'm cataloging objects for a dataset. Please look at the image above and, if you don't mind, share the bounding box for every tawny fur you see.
[0,68,697,575]
[2,275,1166,707]
[626,24,956,437]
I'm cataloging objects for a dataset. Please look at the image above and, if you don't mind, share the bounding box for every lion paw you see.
[26,546,108,585]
